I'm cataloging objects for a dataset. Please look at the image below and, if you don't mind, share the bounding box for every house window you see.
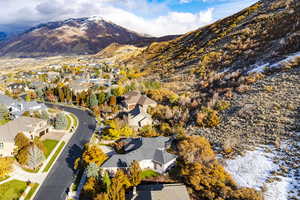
[0,142,4,149]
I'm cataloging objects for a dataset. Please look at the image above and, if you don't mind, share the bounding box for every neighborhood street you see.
[33,104,96,200]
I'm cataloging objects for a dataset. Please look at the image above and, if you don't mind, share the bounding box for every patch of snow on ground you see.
[225,147,277,189]
[225,143,300,200]
[264,177,290,200]
[248,63,270,74]
[270,51,300,68]
[248,51,300,74]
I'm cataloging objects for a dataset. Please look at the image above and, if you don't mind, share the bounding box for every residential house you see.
[69,80,91,94]
[0,116,49,157]
[7,83,29,94]
[0,94,47,118]
[132,184,190,200]
[47,72,60,82]
[29,81,48,90]
[125,105,153,129]
[123,91,157,111]
[101,137,177,174]
[49,64,62,70]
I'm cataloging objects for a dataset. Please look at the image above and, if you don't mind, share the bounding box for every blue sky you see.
[0,0,259,36]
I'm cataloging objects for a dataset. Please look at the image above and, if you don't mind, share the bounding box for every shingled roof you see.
[123,91,156,107]
[0,117,47,143]
[134,184,190,200]
[0,94,16,107]
[102,137,176,168]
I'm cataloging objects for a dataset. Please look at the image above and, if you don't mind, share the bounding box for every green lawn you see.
[141,169,160,179]
[0,119,9,126]
[0,176,9,182]
[24,183,39,200]
[66,114,72,130]
[0,180,27,200]
[43,141,65,172]
[43,139,59,158]
[70,113,78,129]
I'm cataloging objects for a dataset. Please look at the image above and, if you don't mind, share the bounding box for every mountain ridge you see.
[0,17,178,58]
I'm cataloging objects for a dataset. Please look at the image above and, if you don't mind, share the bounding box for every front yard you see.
[43,141,66,172]
[43,139,59,158]
[0,180,27,200]
[0,119,9,126]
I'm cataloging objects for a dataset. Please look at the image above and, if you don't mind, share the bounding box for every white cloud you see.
[0,0,258,36]
[179,0,193,3]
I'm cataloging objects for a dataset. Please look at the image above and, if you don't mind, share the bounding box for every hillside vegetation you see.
[129,0,299,84]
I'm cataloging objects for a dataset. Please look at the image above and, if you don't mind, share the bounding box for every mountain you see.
[0,32,7,41]
[0,17,177,57]
[130,0,299,83]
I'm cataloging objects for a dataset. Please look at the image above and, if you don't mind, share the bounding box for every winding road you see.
[33,104,96,200]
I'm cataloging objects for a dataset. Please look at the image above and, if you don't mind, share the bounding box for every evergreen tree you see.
[98,92,106,105]
[36,88,44,99]
[86,163,100,178]
[26,144,46,169]
[89,93,98,108]
[55,113,68,130]
[58,87,65,102]
[41,110,49,121]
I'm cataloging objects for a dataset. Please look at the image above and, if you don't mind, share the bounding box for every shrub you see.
[215,100,231,111]
[177,136,215,164]
[159,123,172,135]
[196,108,220,127]
[231,187,263,200]
[139,125,160,137]
[222,137,240,154]
[177,136,262,200]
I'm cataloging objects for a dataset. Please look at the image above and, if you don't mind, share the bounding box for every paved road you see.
[34,104,96,200]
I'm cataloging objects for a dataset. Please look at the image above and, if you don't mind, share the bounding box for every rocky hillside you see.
[129,0,299,84]
[0,17,177,57]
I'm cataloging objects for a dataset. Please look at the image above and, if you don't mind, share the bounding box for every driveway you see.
[33,104,96,200]
[41,131,65,141]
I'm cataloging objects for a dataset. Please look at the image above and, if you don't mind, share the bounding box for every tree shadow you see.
[65,144,83,172]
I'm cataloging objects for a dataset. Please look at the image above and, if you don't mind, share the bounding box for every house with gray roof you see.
[122,91,157,111]
[125,105,153,129]
[101,137,177,174]
[0,94,47,118]
[0,116,49,157]
[131,183,190,200]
